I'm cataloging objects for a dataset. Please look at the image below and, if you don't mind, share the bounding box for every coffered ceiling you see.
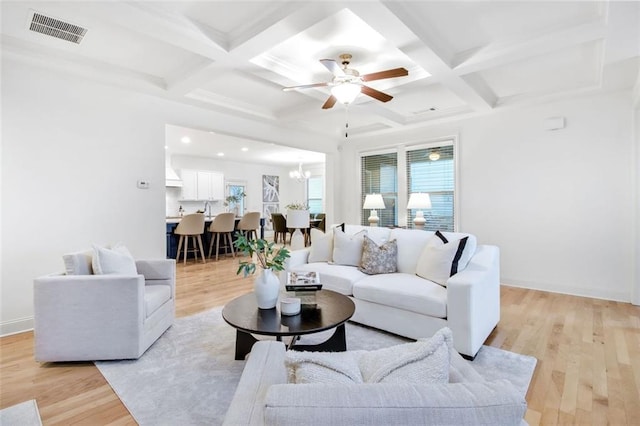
[2,1,639,145]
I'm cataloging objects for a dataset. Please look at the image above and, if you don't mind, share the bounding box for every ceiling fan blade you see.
[319,59,345,77]
[361,85,393,103]
[321,95,337,109]
[361,67,408,82]
[282,82,329,91]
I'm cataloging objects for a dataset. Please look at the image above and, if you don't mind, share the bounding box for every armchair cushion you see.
[62,250,94,275]
[359,327,451,384]
[144,285,172,318]
[92,244,137,275]
[285,351,364,384]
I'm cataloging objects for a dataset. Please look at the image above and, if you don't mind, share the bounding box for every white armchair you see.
[33,259,175,362]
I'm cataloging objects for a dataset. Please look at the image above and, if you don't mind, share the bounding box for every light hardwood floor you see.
[1,256,639,425]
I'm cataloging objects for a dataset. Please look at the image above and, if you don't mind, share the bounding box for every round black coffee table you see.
[222,289,355,360]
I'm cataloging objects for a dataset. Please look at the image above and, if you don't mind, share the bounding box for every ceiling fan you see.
[282,54,408,109]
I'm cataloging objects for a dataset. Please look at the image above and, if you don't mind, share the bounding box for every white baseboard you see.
[501,278,629,303]
[1,316,34,337]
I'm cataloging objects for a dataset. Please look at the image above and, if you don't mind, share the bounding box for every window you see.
[406,144,455,231]
[307,176,323,215]
[360,152,398,227]
[226,183,246,215]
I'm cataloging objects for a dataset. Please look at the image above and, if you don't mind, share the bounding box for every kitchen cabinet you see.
[179,169,223,201]
[179,169,198,200]
[197,171,224,201]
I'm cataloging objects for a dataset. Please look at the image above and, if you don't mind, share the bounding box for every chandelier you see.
[289,162,311,182]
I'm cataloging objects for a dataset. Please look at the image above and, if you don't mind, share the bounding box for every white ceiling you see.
[2,1,639,162]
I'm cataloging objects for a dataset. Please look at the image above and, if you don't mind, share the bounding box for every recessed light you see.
[181,136,191,144]
[217,152,224,157]
[164,145,168,150]
[241,147,249,152]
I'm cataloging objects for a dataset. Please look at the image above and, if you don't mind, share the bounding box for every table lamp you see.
[407,193,432,228]
[286,209,310,250]
[363,194,386,227]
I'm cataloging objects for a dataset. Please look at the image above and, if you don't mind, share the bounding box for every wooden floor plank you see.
[1,257,639,424]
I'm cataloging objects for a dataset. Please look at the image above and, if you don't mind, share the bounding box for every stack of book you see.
[286,271,322,305]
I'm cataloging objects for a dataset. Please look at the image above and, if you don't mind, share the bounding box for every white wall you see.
[634,104,640,305]
[0,57,335,335]
[341,90,636,303]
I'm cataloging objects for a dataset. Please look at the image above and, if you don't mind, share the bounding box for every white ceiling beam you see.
[185,89,276,121]
[166,61,222,96]
[353,1,494,113]
[401,43,494,113]
[228,2,345,59]
[453,20,607,76]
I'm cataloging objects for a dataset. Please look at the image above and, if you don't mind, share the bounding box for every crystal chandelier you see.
[289,162,311,182]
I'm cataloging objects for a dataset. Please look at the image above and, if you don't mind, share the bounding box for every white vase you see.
[254,268,280,309]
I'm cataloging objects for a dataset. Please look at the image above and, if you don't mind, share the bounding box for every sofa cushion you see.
[290,263,367,295]
[332,229,367,267]
[353,273,447,318]
[285,350,364,384]
[389,228,434,274]
[345,224,391,245]
[62,250,94,275]
[416,235,469,286]
[359,235,398,275]
[92,244,137,275]
[439,231,477,271]
[359,327,452,384]
[308,228,333,263]
[144,284,171,318]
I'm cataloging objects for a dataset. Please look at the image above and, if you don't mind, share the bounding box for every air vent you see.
[28,11,87,44]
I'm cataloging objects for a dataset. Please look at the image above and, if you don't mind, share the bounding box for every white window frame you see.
[405,138,459,231]
[358,137,459,230]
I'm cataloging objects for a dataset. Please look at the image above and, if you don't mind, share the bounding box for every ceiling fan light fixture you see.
[331,82,361,105]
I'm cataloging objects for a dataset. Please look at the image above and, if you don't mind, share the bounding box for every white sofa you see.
[223,340,527,426]
[281,225,500,358]
[34,257,175,362]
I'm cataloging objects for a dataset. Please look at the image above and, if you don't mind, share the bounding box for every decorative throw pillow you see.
[92,244,137,275]
[62,250,94,275]
[415,233,469,286]
[285,350,364,384]
[359,327,452,384]
[359,235,398,275]
[332,229,367,266]
[308,228,333,263]
[434,230,470,276]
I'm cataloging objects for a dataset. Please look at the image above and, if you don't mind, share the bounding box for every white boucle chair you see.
[33,259,176,362]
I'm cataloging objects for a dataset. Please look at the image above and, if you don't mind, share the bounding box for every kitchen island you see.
[166,216,266,259]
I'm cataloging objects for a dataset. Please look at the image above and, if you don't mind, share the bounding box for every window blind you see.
[406,145,455,231]
[361,152,398,227]
[307,176,323,214]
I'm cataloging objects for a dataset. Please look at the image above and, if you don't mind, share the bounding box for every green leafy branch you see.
[234,233,290,277]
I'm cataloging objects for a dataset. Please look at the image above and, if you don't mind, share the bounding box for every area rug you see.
[0,400,43,426]
[96,307,536,426]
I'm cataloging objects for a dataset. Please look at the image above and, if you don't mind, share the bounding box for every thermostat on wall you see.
[137,180,150,189]
[544,116,565,131]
